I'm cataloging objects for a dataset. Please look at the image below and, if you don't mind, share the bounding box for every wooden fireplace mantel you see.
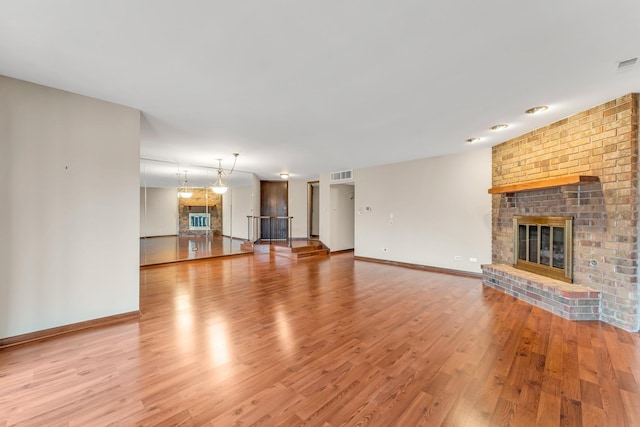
[488,175,600,194]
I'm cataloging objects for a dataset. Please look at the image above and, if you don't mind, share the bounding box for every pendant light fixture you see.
[177,170,193,198]
[211,153,239,195]
[211,160,228,194]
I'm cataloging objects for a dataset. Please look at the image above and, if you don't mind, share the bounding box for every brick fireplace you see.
[178,188,222,236]
[482,93,639,332]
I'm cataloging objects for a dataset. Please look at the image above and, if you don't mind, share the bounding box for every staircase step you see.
[272,244,323,253]
[245,240,328,259]
[294,249,329,259]
[274,248,329,260]
[291,244,324,253]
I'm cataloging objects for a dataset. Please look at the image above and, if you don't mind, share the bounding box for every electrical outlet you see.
[469,257,477,262]
[454,256,462,261]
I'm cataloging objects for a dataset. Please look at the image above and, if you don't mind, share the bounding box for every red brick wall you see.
[491,93,639,331]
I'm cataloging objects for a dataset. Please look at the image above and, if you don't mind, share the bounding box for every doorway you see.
[260,181,288,240]
[307,181,320,239]
[329,183,355,251]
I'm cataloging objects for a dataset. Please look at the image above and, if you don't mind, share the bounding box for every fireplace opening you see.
[513,216,573,282]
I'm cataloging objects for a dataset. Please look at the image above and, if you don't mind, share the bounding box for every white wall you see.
[354,148,492,273]
[288,178,309,238]
[251,174,261,240]
[222,174,261,240]
[251,174,261,223]
[240,174,262,241]
[0,76,140,339]
[311,183,320,236]
[319,173,332,248]
[229,185,252,239]
[330,184,355,251]
[140,187,178,237]
[222,190,231,237]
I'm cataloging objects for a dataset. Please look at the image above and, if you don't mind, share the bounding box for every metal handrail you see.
[247,216,293,247]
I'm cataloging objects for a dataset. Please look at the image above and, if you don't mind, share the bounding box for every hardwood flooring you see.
[1,253,639,426]
[140,236,246,266]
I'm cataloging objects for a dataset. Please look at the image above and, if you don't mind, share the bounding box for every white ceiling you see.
[2,0,639,181]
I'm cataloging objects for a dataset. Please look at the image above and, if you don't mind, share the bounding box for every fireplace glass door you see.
[513,216,573,282]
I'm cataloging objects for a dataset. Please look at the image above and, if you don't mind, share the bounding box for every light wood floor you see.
[1,253,639,426]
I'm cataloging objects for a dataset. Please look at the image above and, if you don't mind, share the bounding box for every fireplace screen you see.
[513,216,573,282]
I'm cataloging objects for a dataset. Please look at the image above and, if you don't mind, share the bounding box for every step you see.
[294,248,329,259]
[244,240,329,259]
[274,248,329,260]
[291,244,324,253]
[272,244,323,253]
[271,243,329,260]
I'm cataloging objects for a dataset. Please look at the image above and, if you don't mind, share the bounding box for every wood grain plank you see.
[536,391,561,425]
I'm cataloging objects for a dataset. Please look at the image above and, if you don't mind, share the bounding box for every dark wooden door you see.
[260,181,288,240]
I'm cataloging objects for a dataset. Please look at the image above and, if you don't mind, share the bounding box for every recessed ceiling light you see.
[491,124,509,131]
[525,106,549,115]
[466,137,481,144]
[280,173,289,179]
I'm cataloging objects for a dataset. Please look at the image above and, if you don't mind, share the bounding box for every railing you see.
[247,216,293,247]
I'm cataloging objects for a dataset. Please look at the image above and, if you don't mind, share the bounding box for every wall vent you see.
[618,57,637,72]
[330,170,353,182]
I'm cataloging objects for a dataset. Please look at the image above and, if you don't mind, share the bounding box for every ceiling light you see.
[211,165,228,194]
[466,137,481,144]
[211,153,239,195]
[525,106,549,115]
[280,173,289,179]
[177,170,192,199]
[491,124,509,131]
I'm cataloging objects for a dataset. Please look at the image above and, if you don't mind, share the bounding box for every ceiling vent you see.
[617,57,637,73]
[330,169,353,182]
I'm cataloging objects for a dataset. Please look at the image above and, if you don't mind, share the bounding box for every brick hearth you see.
[482,264,600,321]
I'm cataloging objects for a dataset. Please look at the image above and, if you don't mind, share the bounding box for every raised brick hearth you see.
[486,93,639,331]
[482,264,600,321]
